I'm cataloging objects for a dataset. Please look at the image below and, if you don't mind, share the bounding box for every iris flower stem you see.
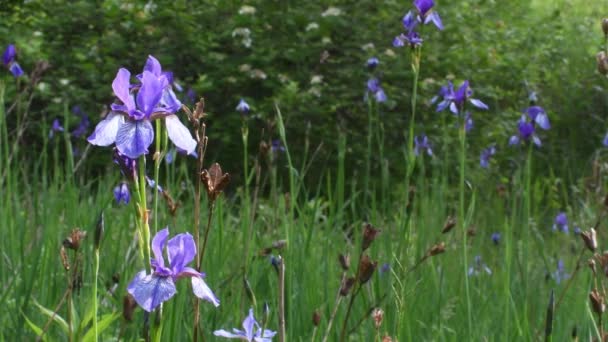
[406,46,421,178]
[459,115,472,337]
[92,248,99,342]
[152,119,162,234]
[522,143,533,334]
[364,99,373,212]
[193,121,207,342]
[138,155,152,275]
[322,272,346,342]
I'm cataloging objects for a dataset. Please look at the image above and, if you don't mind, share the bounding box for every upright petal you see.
[243,308,256,341]
[165,115,197,155]
[144,55,162,76]
[470,98,489,110]
[2,44,16,65]
[151,228,170,268]
[167,232,197,272]
[9,62,23,77]
[534,112,550,130]
[425,12,443,30]
[87,112,124,146]
[112,68,135,111]
[137,71,164,117]
[127,271,176,312]
[191,276,220,307]
[116,119,154,158]
[160,89,182,113]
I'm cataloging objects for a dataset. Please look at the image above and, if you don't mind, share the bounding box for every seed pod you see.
[590,288,605,316]
[362,223,379,251]
[338,254,350,271]
[581,228,598,252]
[312,310,321,327]
[123,294,137,322]
[427,242,446,257]
[589,258,597,276]
[63,228,87,251]
[340,277,356,296]
[60,246,70,271]
[372,308,384,329]
[357,254,378,284]
[441,216,456,234]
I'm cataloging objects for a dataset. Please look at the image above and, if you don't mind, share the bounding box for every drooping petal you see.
[603,133,608,146]
[137,71,164,117]
[243,308,256,341]
[127,271,176,312]
[414,0,434,16]
[449,102,458,114]
[165,115,197,155]
[2,44,16,65]
[470,98,488,110]
[532,135,542,147]
[508,135,520,146]
[167,232,197,272]
[425,11,443,30]
[191,276,220,307]
[115,119,154,158]
[392,35,405,48]
[112,68,135,112]
[402,11,417,31]
[213,329,245,339]
[436,100,450,112]
[534,112,551,130]
[87,112,124,146]
[151,228,170,269]
[160,89,182,113]
[9,62,23,77]
[144,55,162,76]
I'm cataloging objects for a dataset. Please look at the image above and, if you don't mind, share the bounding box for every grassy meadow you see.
[2,0,608,341]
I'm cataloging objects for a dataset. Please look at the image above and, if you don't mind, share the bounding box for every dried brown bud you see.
[581,228,598,252]
[201,163,230,202]
[162,190,180,217]
[312,310,321,327]
[340,277,356,296]
[602,18,608,36]
[427,242,446,257]
[382,336,394,342]
[339,254,351,271]
[357,254,378,284]
[194,98,206,120]
[63,228,87,251]
[597,51,608,75]
[258,240,288,256]
[589,258,598,276]
[590,288,605,315]
[441,216,456,234]
[467,226,476,237]
[596,252,608,277]
[123,294,137,322]
[60,246,70,271]
[362,223,380,251]
[372,308,384,329]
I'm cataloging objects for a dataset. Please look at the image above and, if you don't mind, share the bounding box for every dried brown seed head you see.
[63,228,87,251]
[123,294,137,322]
[194,98,206,120]
[312,310,321,327]
[357,254,378,284]
[60,246,70,271]
[590,288,605,315]
[427,242,446,257]
[362,223,380,251]
[597,51,608,75]
[340,277,356,296]
[339,254,351,271]
[589,258,598,276]
[602,18,608,36]
[581,228,598,252]
[382,335,394,342]
[372,308,384,329]
[441,216,456,234]
[201,163,230,202]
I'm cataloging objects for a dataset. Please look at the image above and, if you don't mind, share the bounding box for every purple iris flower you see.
[366,78,387,103]
[603,133,608,147]
[113,149,137,180]
[480,145,496,168]
[525,106,550,130]
[414,135,433,156]
[509,106,549,147]
[49,118,64,139]
[186,88,197,105]
[236,99,250,114]
[435,80,488,114]
[491,232,501,245]
[271,139,285,153]
[552,212,568,233]
[552,259,569,284]
[392,30,423,48]
[464,112,473,132]
[213,308,277,341]
[366,57,379,70]
[127,228,220,312]
[113,183,130,204]
[2,44,24,77]
[468,255,491,276]
[71,111,90,138]
[414,0,443,30]
[88,56,196,159]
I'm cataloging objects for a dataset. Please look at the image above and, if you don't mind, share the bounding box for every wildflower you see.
[236,99,250,114]
[508,109,546,147]
[480,145,496,168]
[366,57,379,70]
[2,44,24,77]
[214,308,276,341]
[491,232,501,245]
[392,30,423,48]
[525,106,550,130]
[127,228,219,312]
[49,118,64,139]
[468,255,492,276]
[113,149,137,180]
[552,259,570,284]
[603,133,608,147]
[552,212,568,233]
[145,175,163,193]
[113,183,130,204]
[435,80,488,114]
[414,134,433,156]
[271,139,285,153]
[412,0,443,30]
[88,55,196,159]
[71,112,90,138]
[366,78,387,103]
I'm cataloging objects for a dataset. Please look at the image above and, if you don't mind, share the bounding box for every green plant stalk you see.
[521,143,533,336]
[92,248,99,342]
[152,119,162,234]
[364,99,373,211]
[459,119,472,337]
[406,47,421,179]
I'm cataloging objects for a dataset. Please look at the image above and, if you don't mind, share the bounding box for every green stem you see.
[93,248,99,342]
[459,118,472,337]
[152,120,162,234]
[406,47,421,178]
[138,156,151,274]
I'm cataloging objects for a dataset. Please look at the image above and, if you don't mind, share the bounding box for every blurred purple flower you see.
[214,308,276,341]
[2,44,24,77]
[49,118,64,139]
[113,149,137,180]
[393,30,423,48]
[464,112,473,132]
[552,259,569,284]
[468,255,491,276]
[603,133,608,147]
[366,78,387,103]
[366,57,379,70]
[113,183,130,205]
[88,56,196,159]
[236,99,250,114]
[525,106,550,130]
[552,212,568,233]
[434,80,488,114]
[186,88,197,105]
[146,175,164,193]
[573,226,581,235]
[127,228,220,312]
[480,145,496,168]
[491,232,501,245]
[271,139,285,153]
[509,106,549,147]
[414,134,433,156]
